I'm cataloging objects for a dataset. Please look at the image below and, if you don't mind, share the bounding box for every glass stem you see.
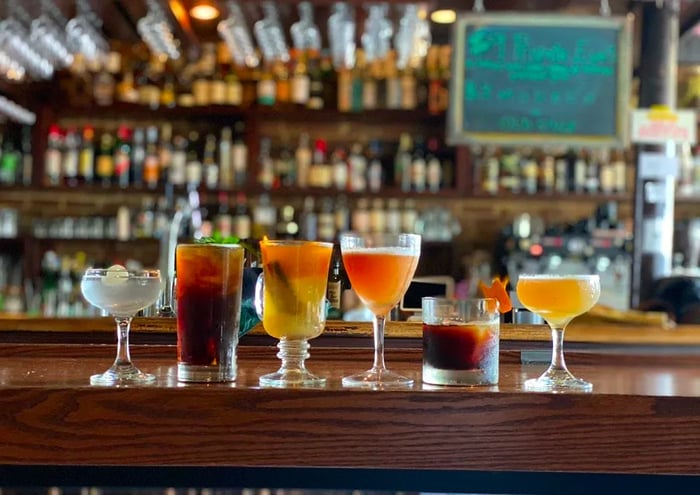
[372,314,387,371]
[549,326,568,373]
[277,338,309,372]
[114,317,133,366]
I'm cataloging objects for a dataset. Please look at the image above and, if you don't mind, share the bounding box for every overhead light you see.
[431,9,457,24]
[190,0,220,21]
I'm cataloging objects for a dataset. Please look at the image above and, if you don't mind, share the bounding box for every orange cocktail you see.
[516,274,601,392]
[516,275,600,327]
[260,240,333,340]
[342,249,419,316]
[340,233,421,389]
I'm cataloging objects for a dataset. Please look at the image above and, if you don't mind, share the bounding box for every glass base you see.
[178,363,237,383]
[90,363,156,386]
[342,368,414,390]
[422,364,498,387]
[259,369,326,388]
[524,369,592,393]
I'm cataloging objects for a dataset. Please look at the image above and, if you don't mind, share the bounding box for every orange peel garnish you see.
[478,276,512,313]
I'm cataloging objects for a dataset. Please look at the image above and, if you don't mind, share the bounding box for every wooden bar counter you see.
[1,318,700,494]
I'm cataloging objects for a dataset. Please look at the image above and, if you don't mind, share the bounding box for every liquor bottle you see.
[351,51,364,112]
[160,74,177,108]
[574,150,587,194]
[427,46,442,115]
[275,60,291,104]
[554,155,568,193]
[143,126,160,190]
[44,125,62,186]
[363,61,379,110]
[291,49,310,106]
[351,198,370,234]
[540,153,555,193]
[295,132,312,188]
[348,143,367,192]
[385,51,401,109]
[225,68,243,106]
[426,137,442,193]
[130,128,145,188]
[169,134,187,187]
[394,133,412,191]
[114,125,132,189]
[500,150,521,193]
[252,193,277,239]
[299,196,318,240]
[331,147,349,191]
[219,127,233,190]
[367,140,383,193]
[401,198,418,233]
[309,139,331,188]
[257,137,275,190]
[385,198,401,234]
[61,128,79,187]
[521,152,539,195]
[334,194,351,234]
[307,50,325,110]
[210,70,227,105]
[586,150,600,194]
[203,134,219,190]
[232,192,252,240]
[369,198,386,233]
[21,126,32,186]
[599,148,616,194]
[400,67,417,110]
[411,137,427,193]
[337,68,352,112]
[95,132,115,187]
[214,192,233,238]
[317,197,336,242]
[613,149,627,193]
[231,122,248,187]
[0,131,19,185]
[185,131,202,189]
[257,63,276,106]
[276,146,295,187]
[326,248,343,320]
[482,148,500,195]
[158,124,173,185]
[78,126,95,185]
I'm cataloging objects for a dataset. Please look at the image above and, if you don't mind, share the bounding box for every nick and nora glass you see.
[81,267,162,386]
[340,232,421,389]
[257,239,333,387]
[176,244,244,382]
[422,298,500,386]
[516,274,601,392]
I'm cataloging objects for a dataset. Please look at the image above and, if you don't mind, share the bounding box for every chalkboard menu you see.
[447,13,633,147]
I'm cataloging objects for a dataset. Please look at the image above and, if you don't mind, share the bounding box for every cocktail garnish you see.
[102,264,129,286]
[478,276,512,313]
[195,233,259,257]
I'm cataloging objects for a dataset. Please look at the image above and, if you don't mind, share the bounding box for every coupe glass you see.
[81,268,162,386]
[516,274,601,392]
[340,232,421,389]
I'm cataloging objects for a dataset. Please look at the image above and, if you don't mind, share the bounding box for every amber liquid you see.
[516,275,600,327]
[342,249,419,315]
[176,244,243,367]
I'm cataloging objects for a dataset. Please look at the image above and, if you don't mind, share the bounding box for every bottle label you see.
[291,75,310,104]
[327,281,341,309]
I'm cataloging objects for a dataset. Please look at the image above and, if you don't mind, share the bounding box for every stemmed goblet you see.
[516,274,601,392]
[340,233,421,389]
[81,267,162,386]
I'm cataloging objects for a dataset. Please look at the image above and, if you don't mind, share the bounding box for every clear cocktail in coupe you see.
[81,267,162,386]
[340,232,421,389]
[257,239,333,387]
[516,274,601,392]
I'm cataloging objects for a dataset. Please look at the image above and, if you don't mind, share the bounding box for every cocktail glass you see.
[422,297,500,386]
[516,274,601,392]
[80,267,162,386]
[340,232,421,389]
[256,239,333,387]
[176,243,244,383]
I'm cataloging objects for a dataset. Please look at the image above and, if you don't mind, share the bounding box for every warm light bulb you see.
[189,1,220,21]
[430,9,457,24]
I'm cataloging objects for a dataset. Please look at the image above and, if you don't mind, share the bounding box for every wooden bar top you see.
[1,341,700,482]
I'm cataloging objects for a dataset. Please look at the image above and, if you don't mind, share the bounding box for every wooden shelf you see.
[469,191,632,202]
